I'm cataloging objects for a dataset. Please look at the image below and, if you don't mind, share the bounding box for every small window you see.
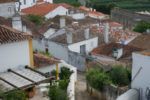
[24,0,26,5]
[33,0,35,3]
[8,7,11,12]
[80,44,86,55]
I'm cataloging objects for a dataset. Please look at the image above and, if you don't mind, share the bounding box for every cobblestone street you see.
[75,72,98,100]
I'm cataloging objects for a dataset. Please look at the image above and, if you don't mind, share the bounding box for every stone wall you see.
[68,51,86,72]
[87,84,128,100]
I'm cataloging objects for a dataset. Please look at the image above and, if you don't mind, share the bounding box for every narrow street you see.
[75,72,98,100]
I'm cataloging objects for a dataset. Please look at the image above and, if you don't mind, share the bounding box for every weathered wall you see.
[87,84,128,100]
[68,51,86,72]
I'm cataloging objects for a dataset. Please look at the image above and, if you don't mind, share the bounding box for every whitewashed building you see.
[0,25,33,72]
[132,50,150,100]
[0,0,16,18]
[21,3,68,19]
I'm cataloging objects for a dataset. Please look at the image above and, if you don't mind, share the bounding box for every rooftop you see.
[22,3,59,16]
[91,43,143,59]
[21,3,71,16]
[0,66,47,92]
[0,25,31,44]
[129,34,150,50]
[34,53,60,68]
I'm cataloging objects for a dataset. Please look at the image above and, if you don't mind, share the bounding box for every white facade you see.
[16,0,37,10]
[0,2,16,18]
[69,13,85,20]
[132,52,150,100]
[68,37,98,54]
[44,28,56,38]
[45,6,68,19]
[0,40,30,72]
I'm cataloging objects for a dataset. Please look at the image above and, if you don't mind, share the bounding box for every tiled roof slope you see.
[34,53,60,68]
[0,25,31,44]
[22,3,59,16]
[129,34,150,50]
[91,43,143,59]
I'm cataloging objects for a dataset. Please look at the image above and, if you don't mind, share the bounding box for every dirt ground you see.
[75,72,98,100]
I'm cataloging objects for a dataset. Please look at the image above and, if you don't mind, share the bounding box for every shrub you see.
[109,66,130,86]
[86,68,110,91]
[59,67,73,80]
[133,21,150,33]
[49,84,68,100]
[51,69,57,76]
[27,14,44,25]
[59,79,69,90]
[2,89,26,100]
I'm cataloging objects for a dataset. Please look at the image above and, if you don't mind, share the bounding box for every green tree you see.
[133,21,150,33]
[86,68,110,91]
[27,14,44,25]
[109,66,130,86]
[49,84,68,100]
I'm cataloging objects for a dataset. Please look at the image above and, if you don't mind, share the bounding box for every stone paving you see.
[75,72,98,100]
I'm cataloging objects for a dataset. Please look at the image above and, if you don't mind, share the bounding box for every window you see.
[33,0,35,3]
[8,7,11,13]
[24,0,26,5]
[80,45,86,55]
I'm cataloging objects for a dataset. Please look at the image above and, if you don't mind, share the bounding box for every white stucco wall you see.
[17,0,37,10]
[48,41,69,62]
[45,6,68,19]
[0,2,15,18]
[32,39,46,52]
[0,40,30,72]
[132,52,150,100]
[69,13,85,20]
[44,28,56,38]
[32,39,69,62]
[68,37,98,54]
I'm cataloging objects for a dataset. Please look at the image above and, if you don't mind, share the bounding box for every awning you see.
[0,66,49,92]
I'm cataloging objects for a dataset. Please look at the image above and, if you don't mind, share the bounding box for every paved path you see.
[75,72,98,100]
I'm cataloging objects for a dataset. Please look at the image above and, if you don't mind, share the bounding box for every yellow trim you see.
[28,38,34,68]
[56,63,59,80]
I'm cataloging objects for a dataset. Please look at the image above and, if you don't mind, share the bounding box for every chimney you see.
[84,28,90,39]
[113,48,123,60]
[66,31,72,44]
[60,17,66,28]
[104,23,109,44]
[12,14,22,31]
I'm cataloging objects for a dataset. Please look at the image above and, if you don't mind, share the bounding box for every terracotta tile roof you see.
[34,53,60,68]
[0,0,16,3]
[88,11,106,17]
[79,6,90,12]
[0,16,43,38]
[22,3,59,16]
[91,43,143,59]
[129,34,150,50]
[58,3,72,9]
[0,25,31,44]
[109,21,122,27]
[50,25,98,44]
